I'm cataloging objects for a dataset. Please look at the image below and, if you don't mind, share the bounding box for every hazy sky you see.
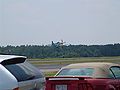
[0,0,120,46]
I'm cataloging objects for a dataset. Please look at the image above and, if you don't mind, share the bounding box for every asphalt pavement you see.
[37,64,67,72]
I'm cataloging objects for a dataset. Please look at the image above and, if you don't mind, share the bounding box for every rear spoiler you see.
[46,76,92,81]
[1,57,26,65]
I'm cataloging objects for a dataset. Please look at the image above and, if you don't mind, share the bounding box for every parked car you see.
[0,55,45,90]
[46,62,120,90]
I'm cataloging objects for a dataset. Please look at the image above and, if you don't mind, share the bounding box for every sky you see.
[0,0,120,46]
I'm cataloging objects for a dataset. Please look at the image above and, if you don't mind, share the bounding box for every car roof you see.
[59,62,120,78]
[62,62,120,69]
[0,55,26,63]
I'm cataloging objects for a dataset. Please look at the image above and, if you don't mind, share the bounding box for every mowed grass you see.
[44,71,58,77]
[28,56,120,76]
[28,56,120,65]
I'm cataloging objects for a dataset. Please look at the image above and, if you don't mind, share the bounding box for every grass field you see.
[29,56,120,65]
[28,56,120,76]
[43,71,58,76]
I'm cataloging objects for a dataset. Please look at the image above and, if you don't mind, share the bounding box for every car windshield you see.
[57,68,94,77]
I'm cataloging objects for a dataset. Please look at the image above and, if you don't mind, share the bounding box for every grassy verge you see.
[43,71,57,77]
[29,56,120,65]
[29,56,120,61]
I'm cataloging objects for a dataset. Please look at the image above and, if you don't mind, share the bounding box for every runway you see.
[37,64,68,72]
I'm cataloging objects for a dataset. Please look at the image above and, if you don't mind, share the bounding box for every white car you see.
[0,55,45,90]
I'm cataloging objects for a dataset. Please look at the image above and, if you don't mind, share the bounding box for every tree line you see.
[0,43,120,58]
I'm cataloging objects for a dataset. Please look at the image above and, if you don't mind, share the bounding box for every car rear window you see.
[4,61,44,82]
[57,68,94,77]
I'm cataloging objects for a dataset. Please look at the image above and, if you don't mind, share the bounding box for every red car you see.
[46,62,120,90]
